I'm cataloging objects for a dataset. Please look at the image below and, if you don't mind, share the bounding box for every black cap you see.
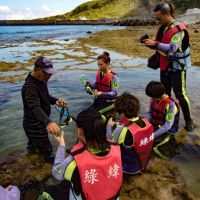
[34,56,55,74]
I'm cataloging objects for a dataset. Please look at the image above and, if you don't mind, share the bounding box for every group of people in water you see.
[1,2,196,200]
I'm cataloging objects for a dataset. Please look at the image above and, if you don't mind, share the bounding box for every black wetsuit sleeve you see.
[24,87,52,126]
[49,95,57,105]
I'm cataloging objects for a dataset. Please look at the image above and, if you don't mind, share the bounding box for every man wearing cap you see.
[21,56,66,163]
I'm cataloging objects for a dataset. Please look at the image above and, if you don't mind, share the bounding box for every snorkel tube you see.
[80,74,94,95]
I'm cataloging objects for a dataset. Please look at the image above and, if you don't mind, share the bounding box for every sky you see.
[0,0,92,20]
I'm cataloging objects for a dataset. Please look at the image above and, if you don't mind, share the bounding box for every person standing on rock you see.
[143,2,195,132]
[21,56,67,163]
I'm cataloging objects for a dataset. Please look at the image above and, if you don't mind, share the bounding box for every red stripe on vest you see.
[71,141,122,200]
[157,23,187,71]
[120,118,154,170]
[96,70,116,93]
[151,97,173,126]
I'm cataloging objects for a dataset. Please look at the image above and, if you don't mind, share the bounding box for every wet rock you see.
[121,158,199,200]
[86,31,92,34]
[0,131,199,200]
[0,151,52,199]
[64,39,69,41]
[120,131,200,200]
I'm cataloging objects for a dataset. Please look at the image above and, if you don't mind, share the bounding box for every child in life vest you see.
[107,92,154,174]
[52,110,122,200]
[85,51,119,117]
[145,81,180,159]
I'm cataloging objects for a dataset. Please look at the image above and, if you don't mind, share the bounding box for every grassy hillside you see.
[46,0,143,20]
[44,0,200,21]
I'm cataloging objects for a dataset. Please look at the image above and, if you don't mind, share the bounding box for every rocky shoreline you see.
[0,17,156,26]
[0,132,199,200]
[79,24,200,66]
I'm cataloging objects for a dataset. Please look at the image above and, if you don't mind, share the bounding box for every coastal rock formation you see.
[107,18,157,26]
[121,158,199,200]
[0,152,52,199]
[0,18,157,26]
[0,133,199,200]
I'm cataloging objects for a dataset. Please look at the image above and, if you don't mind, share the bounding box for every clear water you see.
[0,25,199,197]
[0,25,124,45]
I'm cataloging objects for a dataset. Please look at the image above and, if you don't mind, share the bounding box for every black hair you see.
[154,2,175,18]
[97,51,111,64]
[114,92,140,118]
[145,81,166,98]
[76,110,110,152]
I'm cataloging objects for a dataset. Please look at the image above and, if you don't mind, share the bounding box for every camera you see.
[139,34,149,43]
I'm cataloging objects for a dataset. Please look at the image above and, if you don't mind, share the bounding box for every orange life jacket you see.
[151,97,180,133]
[70,141,122,200]
[156,23,189,71]
[119,118,154,173]
[96,70,117,93]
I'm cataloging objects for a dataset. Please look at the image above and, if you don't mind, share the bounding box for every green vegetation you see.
[44,0,200,21]
[45,0,141,20]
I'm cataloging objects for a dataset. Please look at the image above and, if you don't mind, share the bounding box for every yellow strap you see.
[64,160,77,181]
[117,118,138,144]
[118,127,128,144]
[157,50,166,56]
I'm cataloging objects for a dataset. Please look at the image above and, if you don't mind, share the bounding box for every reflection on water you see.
[173,144,200,196]
[0,45,200,197]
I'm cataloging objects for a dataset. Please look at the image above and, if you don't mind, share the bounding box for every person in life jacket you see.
[143,2,195,132]
[49,109,122,200]
[86,51,119,118]
[107,92,154,174]
[145,81,180,159]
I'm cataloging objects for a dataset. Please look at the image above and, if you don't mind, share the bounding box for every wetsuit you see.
[155,21,193,127]
[21,73,57,156]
